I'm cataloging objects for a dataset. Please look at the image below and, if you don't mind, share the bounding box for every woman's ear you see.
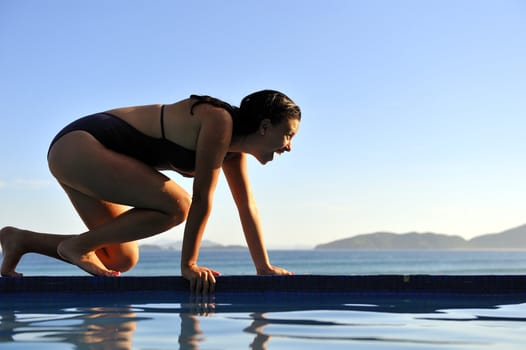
[259,118,271,135]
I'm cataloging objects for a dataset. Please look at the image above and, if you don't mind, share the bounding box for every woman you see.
[0,90,301,293]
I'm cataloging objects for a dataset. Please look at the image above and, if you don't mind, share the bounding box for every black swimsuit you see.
[49,103,221,177]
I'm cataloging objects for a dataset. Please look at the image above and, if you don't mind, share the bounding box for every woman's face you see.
[254,117,300,164]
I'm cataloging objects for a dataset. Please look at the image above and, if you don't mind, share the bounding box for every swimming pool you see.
[2,275,526,349]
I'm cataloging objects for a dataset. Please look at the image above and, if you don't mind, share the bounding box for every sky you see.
[1,0,525,249]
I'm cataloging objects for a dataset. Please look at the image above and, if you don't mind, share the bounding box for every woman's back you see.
[106,99,204,152]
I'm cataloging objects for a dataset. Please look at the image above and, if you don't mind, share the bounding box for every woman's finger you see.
[202,274,210,295]
[190,276,197,293]
[209,271,217,294]
[195,274,203,294]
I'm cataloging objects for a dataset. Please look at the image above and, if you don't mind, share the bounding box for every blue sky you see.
[1,0,525,248]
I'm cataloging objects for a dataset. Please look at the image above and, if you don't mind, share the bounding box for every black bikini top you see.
[160,95,238,140]
[158,96,239,176]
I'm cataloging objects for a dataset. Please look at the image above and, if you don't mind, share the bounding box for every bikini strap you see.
[189,95,239,118]
[160,104,166,139]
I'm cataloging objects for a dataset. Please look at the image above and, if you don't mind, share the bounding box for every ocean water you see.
[5,248,526,276]
[3,249,526,349]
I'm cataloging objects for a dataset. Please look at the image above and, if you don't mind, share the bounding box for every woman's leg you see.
[60,184,138,272]
[0,189,135,277]
[0,227,75,277]
[2,130,191,277]
[51,131,192,276]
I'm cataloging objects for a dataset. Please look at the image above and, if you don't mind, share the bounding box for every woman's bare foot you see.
[57,238,120,277]
[0,226,26,277]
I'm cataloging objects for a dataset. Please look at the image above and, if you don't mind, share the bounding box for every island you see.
[315,223,526,250]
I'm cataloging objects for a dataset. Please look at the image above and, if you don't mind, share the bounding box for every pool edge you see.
[2,275,526,294]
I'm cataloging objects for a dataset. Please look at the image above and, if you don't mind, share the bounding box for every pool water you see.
[2,290,526,349]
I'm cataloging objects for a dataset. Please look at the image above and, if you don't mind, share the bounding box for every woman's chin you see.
[256,153,274,165]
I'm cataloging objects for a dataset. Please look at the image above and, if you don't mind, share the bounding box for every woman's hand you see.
[182,264,221,295]
[257,265,293,276]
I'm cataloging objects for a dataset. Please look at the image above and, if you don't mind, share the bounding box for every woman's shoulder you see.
[188,95,238,119]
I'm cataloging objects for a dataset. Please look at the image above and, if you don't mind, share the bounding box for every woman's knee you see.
[97,244,139,272]
[162,193,191,228]
[111,253,139,272]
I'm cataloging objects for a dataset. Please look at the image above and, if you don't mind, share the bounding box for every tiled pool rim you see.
[2,275,526,294]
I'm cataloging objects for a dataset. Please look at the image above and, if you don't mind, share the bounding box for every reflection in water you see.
[75,308,137,350]
[178,299,215,350]
[244,313,271,350]
[1,307,138,349]
[2,293,526,349]
[178,300,272,350]
[178,313,203,350]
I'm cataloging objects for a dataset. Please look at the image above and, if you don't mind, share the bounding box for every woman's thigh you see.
[48,130,190,214]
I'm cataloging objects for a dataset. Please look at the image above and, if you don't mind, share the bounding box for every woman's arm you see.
[222,153,292,275]
[180,106,232,293]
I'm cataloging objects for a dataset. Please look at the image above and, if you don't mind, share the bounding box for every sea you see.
[5,248,526,276]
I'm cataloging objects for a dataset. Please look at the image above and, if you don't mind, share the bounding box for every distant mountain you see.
[469,224,526,249]
[315,232,467,250]
[139,244,165,251]
[315,223,526,250]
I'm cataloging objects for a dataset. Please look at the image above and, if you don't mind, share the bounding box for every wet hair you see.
[190,90,301,137]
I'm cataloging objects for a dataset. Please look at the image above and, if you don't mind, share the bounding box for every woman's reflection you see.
[178,301,272,350]
[75,307,137,349]
[244,312,271,350]
[178,299,215,350]
[0,306,138,350]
